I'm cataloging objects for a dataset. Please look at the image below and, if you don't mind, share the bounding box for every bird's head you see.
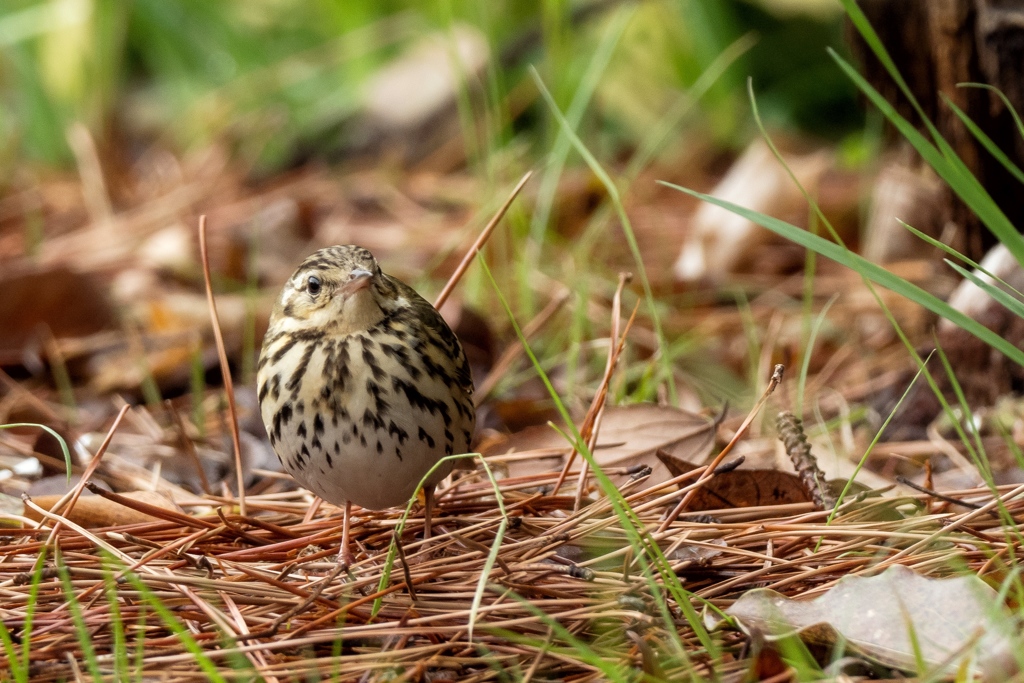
[270,245,402,335]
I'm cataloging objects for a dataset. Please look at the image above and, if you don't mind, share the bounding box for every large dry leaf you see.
[26,490,182,528]
[684,469,814,510]
[0,265,116,364]
[673,138,833,283]
[484,404,715,484]
[657,451,878,512]
[657,450,812,510]
[723,565,1015,677]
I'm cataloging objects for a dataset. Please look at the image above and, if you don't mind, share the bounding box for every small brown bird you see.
[256,245,475,564]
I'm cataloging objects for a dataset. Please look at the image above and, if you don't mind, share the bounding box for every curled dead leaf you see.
[719,565,1016,678]
[657,450,810,510]
[657,450,874,512]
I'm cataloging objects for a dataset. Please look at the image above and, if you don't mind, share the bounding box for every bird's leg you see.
[338,500,355,567]
[424,484,435,541]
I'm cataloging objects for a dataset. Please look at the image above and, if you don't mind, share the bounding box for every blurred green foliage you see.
[0,0,859,173]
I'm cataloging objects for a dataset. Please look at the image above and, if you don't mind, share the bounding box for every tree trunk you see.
[852,0,1024,259]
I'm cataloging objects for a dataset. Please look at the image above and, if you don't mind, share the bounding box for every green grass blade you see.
[658,182,1024,369]
[530,66,677,403]
[463,454,508,640]
[898,219,1024,300]
[944,259,1024,320]
[0,424,72,484]
[120,567,229,682]
[837,0,929,125]
[101,560,129,679]
[132,605,147,683]
[21,548,49,683]
[959,82,1024,142]
[941,93,1024,185]
[827,48,1024,266]
[933,342,988,477]
[0,622,24,683]
[897,220,985,269]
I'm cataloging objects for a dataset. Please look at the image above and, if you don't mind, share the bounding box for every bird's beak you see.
[341,268,374,296]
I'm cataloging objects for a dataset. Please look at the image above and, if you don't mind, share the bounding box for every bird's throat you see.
[330,289,386,335]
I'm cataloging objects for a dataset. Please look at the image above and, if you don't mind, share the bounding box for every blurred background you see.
[0,0,856,171]
[0,0,862,398]
[6,0,1014,497]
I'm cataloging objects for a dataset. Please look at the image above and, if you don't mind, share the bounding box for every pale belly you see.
[257,330,473,510]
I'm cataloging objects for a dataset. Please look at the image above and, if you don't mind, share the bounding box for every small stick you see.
[198,215,247,516]
[166,400,213,495]
[658,364,785,531]
[392,535,418,601]
[38,404,131,544]
[552,275,637,497]
[85,482,219,529]
[895,476,982,510]
[302,496,324,524]
[570,275,636,509]
[433,170,532,310]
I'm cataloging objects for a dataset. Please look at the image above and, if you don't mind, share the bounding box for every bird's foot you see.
[337,545,356,570]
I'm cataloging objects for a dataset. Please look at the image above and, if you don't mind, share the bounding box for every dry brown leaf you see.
[722,565,1015,678]
[673,138,833,283]
[485,404,714,484]
[658,450,812,510]
[26,490,182,528]
[672,537,727,564]
[657,450,878,512]
[0,265,116,364]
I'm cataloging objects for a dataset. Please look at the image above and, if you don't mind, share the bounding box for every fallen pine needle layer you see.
[1,465,1019,682]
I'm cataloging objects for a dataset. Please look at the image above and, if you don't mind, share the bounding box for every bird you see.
[256,245,475,565]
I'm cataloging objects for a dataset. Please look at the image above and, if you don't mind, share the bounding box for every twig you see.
[433,170,533,310]
[552,275,637,497]
[895,476,982,510]
[392,534,418,601]
[659,364,785,531]
[198,215,247,516]
[38,404,131,544]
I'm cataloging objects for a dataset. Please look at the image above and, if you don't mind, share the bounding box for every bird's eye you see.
[307,275,322,297]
